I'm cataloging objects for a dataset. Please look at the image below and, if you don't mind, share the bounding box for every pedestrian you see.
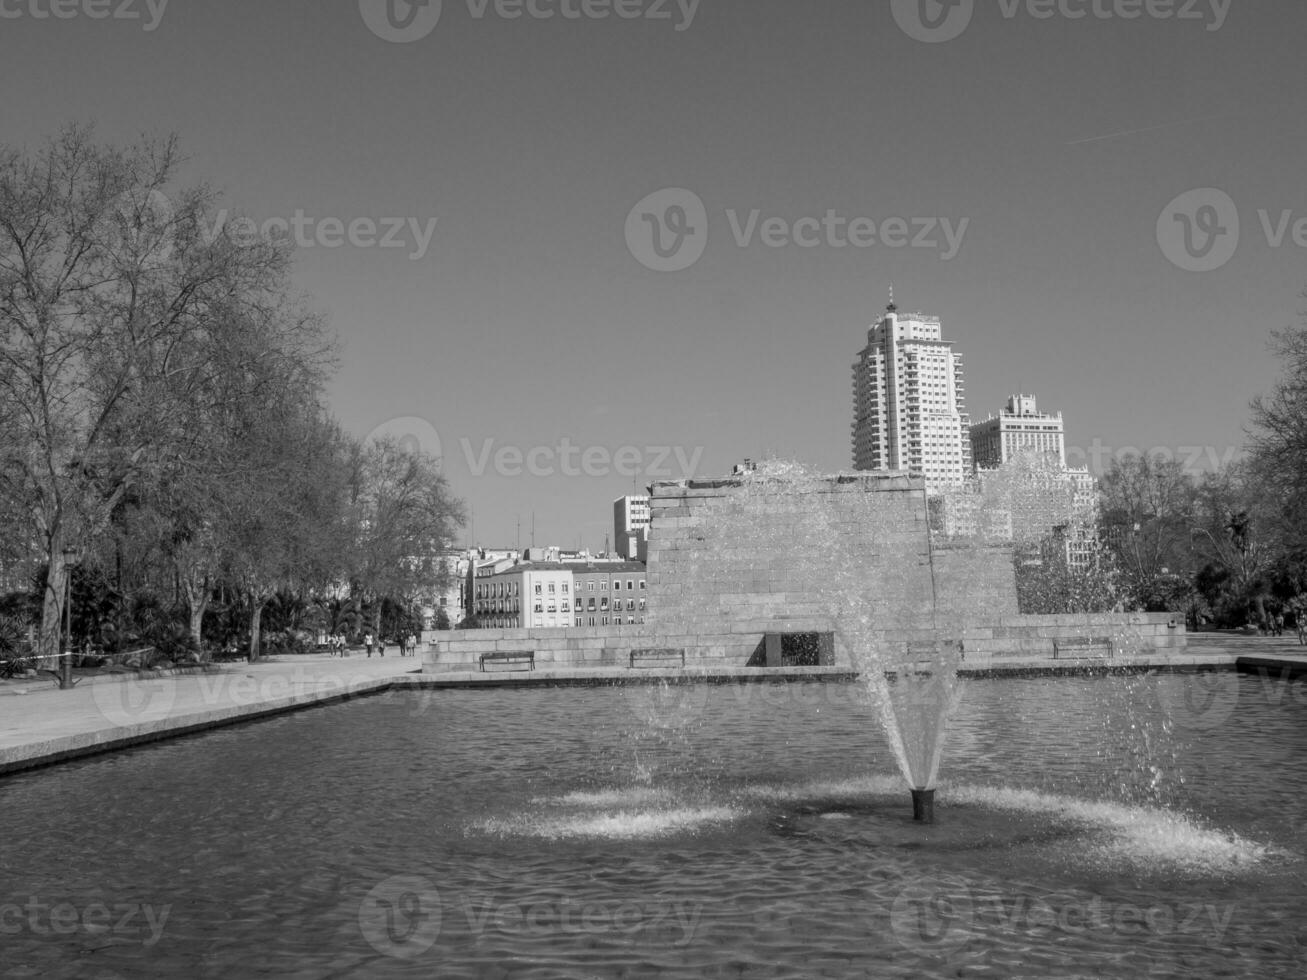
[377,637,385,657]
[1273,612,1285,637]
[364,632,374,658]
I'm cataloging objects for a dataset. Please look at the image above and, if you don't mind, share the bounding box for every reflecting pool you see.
[0,672,1303,978]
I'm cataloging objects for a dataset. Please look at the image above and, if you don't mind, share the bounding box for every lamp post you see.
[61,546,78,691]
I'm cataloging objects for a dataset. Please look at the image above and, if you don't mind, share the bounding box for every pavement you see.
[0,652,424,776]
[1,634,1302,778]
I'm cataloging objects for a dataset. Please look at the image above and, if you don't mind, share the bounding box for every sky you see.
[3,0,1304,551]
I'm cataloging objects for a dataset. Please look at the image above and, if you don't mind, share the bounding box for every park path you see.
[0,653,421,775]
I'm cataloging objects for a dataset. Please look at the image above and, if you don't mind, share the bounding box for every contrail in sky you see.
[1067,114,1229,145]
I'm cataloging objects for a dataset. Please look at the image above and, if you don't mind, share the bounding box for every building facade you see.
[565,561,648,627]
[852,301,970,490]
[613,495,651,560]
[969,394,1067,470]
[470,559,647,629]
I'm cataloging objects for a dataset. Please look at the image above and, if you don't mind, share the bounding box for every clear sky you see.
[4,0,1304,550]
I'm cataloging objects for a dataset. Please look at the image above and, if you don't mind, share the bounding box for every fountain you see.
[657,459,972,822]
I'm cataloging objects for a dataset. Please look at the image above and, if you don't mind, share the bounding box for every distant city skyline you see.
[6,1,1304,549]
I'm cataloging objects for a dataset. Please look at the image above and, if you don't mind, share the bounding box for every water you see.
[0,674,1303,977]
[665,461,969,791]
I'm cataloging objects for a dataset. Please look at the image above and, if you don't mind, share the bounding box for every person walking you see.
[364,632,374,658]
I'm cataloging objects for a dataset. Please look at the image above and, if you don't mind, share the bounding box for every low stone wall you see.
[423,614,1184,672]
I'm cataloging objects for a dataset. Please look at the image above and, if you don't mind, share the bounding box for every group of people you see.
[325,632,422,657]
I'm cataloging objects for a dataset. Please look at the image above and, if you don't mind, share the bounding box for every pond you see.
[1,671,1303,978]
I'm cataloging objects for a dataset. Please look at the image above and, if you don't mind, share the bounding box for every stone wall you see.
[423,614,1184,671]
[423,470,1184,672]
[645,471,1019,643]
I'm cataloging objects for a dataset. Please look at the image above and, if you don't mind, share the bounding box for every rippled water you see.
[0,672,1304,978]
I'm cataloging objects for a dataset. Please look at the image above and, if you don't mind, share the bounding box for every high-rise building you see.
[969,394,1067,470]
[613,495,650,560]
[851,300,970,489]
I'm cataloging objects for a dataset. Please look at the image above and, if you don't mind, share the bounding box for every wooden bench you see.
[629,648,686,668]
[479,651,535,672]
[1052,636,1113,659]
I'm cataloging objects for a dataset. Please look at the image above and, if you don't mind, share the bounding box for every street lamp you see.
[60,546,78,691]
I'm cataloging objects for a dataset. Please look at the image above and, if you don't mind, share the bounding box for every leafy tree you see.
[1098,453,1198,610]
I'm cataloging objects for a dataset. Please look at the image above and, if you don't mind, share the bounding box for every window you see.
[627,580,634,591]
[587,598,595,611]
[639,580,646,590]
[575,617,583,627]
[627,599,635,611]
[534,603,543,614]
[561,600,570,612]
[534,584,542,595]
[561,583,568,594]
[548,582,555,594]
[600,582,606,591]
[600,597,609,611]
[613,580,621,591]
[587,582,595,592]
[589,617,596,627]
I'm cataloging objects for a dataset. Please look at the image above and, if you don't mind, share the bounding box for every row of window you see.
[475,578,647,599]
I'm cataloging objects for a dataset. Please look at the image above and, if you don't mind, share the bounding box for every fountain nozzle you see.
[911,788,935,824]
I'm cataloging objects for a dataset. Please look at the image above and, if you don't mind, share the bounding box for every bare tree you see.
[346,437,466,638]
[0,126,299,661]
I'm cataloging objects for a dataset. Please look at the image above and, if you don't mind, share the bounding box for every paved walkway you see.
[0,653,422,776]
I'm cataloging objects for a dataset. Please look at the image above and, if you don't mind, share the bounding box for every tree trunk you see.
[248,600,265,663]
[182,567,210,658]
[38,535,67,664]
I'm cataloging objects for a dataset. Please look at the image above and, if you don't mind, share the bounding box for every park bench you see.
[629,648,686,668]
[1052,636,1113,659]
[479,651,535,672]
[905,638,965,662]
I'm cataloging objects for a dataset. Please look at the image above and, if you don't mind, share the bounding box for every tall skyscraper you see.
[851,299,970,489]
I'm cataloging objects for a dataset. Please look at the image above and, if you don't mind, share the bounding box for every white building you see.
[852,300,970,489]
[613,495,650,560]
[471,561,574,629]
[969,394,1067,470]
